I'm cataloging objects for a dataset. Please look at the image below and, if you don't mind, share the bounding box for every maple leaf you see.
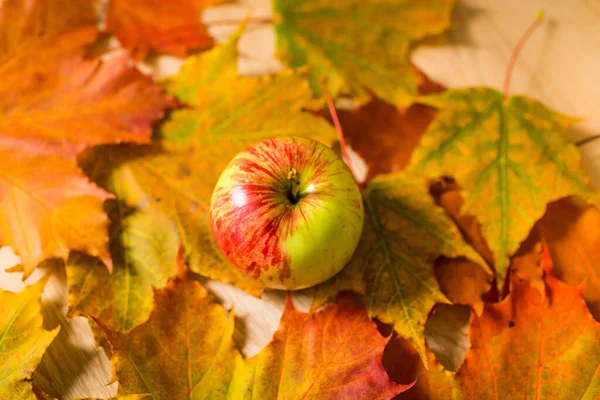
[106,0,226,59]
[455,273,600,399]
[66,163,179,332]
[313,173,490,367]
[0,0,174,276]
[0,0,96,55]
[407,88,598,284]
[0,36,173,151]
[229,294,412,399]
[538,197,600,320]
[80,28,337,293]
[0,281,60,400]
[0,146,112,277]
[273,0,455,106]
[100,270,238,399]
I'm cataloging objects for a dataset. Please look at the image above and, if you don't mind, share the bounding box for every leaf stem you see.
[503,10,545,97]
[575,134,600,147]
[323,88,359,183]
[207,16,273,27]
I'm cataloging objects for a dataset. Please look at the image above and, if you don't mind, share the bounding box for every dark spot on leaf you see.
[177,163,191,178]
[508,320,515,328]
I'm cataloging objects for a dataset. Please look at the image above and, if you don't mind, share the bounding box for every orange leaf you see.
[0,31,174,153]
[230,294,414,399]
[0,146,111,277]
[106,0,226,59]
[0,0,174,276]
[538,197,600,320]
[0,0,96,56]
[456,274,600,399]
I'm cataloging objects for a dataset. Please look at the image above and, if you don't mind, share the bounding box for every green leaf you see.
[313,173,489,367]
[67,163,178,332]
[273,0,455,106]
[0,281,60,400]
[407,88,597,283]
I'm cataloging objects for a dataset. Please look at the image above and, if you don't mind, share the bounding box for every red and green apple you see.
[210,137,364,290]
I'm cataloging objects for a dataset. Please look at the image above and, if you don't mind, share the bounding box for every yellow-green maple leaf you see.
[407,88,597,284]
[0,281,60,400]
[273,0,455,106]
[313,173,489,367]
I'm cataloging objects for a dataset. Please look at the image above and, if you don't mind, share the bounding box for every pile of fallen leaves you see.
[1,0,599,399]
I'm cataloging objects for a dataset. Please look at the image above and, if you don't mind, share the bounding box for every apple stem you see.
[323,87,359,183]
[503,10,545,97]
[207,16,273,27]
[287,168,300,202]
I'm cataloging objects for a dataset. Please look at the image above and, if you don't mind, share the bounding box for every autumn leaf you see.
[0,45,174,151]
[0,281,60,400]
[101,271,238,399]
[106,0,226,59]
[273,0,455,106]
[0,1,173,152]
[0,146,112,277]
[407,88,597,284]
[0,0,174,277]
[229,294,413,399]
[423,304,471,372]
[455,273,600,399]
[313,173,490,366]
[0,0,96,55]
[538,197,600,320]
[66,163,179,332]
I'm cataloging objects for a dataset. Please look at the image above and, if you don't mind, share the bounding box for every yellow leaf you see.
[103,274,239,399]
[0,281,60,400]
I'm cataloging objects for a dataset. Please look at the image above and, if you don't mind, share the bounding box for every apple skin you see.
[210,137,364,290]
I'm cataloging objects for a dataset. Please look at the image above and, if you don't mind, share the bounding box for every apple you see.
[210,137,364,290]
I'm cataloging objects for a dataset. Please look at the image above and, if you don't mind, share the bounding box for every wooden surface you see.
[1,0,600,398]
